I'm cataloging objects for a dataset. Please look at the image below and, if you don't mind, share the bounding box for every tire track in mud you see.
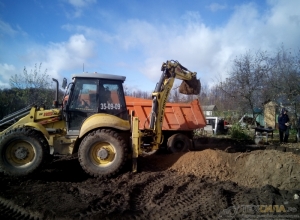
[77,172,169,219]
[143,178,225,220]
[2,147,300,220]
[82,171,240,220]
[128,172,167,212]
[0,196,43,220]
[84,172,300,220]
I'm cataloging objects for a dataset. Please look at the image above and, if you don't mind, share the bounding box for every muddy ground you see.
[1,137,300,220]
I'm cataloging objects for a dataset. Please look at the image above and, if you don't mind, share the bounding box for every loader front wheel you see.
[167,133,191,153]
[78,129,127,178]
[0,127,49,177]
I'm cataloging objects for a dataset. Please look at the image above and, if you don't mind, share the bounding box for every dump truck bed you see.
[125,96,206,131]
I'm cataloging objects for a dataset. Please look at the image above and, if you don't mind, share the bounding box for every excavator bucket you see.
[179,76,201,95]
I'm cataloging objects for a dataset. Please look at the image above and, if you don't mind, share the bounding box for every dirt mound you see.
[1,147,300,219]
[142,149,300,190]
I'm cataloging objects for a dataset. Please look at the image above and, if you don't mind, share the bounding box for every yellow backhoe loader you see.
[0,60,200,177]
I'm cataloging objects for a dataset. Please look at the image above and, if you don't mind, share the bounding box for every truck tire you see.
[167,133,191,153]
[0,127,49,177]
[78,129,127,178]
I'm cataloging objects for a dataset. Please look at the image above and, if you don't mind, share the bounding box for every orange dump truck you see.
[125,96,206,152]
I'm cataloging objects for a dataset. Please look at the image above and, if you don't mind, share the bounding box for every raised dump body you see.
[125,96,206,131]
[125,96,206,152]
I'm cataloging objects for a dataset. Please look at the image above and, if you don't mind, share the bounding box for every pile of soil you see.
[141,149,300,190]
[1,139,300,219]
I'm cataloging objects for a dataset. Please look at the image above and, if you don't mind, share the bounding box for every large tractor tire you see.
[167,133,191,153]
[0,127,49,177]
[78,129,127,178]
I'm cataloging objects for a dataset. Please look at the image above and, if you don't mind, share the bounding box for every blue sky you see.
[0,0,300,92]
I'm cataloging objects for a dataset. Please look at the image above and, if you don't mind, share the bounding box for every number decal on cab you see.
[100,103,121,110]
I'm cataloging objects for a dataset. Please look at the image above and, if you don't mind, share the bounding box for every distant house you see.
[202,105,218,116]
[264,101,278,128]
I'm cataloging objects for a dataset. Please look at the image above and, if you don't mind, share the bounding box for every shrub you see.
[229,123,252,140]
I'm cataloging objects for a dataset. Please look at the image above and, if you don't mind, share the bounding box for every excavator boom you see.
[161,60,201,95]
[144,60,200,148]
[131,60,201,171]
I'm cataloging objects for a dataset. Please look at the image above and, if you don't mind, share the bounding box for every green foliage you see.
[229,123,252,140]
[0,63,64,119]
[0,88,58,119]
[0,88,25,119]
[9,63,53,106]
[193,128,206,137]
[289,128,298,136]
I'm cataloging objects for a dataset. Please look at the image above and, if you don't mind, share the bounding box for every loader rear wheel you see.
[167,133,191,153]
[0,127,49,177]
[78,129,127,178]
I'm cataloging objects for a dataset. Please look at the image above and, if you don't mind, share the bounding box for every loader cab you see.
[64,73,127,135]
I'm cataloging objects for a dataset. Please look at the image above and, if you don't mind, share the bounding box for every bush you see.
[229,123,252,140]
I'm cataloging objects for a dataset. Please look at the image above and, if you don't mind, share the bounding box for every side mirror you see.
[62,78,67,89]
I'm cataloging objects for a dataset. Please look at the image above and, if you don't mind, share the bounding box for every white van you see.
[204,117,229,134]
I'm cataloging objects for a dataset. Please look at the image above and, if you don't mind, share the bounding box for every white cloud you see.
[29,0,300,90]
[21,34,96,82]
[100,1,300,88]
[263,0,300,47]
[0,32,96,89]
[207,3,227,12]
[2,0,299,91]
[0,63,16,88]
[62,24,114,43]
[46,34,95,78]
[0,20,27,37]
[65,0,96,18]
[115,19,162,51]
[67,0,96,8]
[0,20,17,36]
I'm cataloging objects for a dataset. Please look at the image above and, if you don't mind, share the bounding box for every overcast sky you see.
[0,0,299,92]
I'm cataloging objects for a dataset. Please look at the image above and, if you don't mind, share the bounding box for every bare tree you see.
[124,86,151,99]
[220,50,271,120]
[168,85,181,102]
[268,46,300,120]
[9,63,53,106]
[10,63,50,89]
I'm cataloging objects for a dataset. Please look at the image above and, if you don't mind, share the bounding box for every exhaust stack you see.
[52,78,59,108]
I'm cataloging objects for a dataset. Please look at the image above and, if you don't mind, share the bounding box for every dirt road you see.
[1,139,300,219]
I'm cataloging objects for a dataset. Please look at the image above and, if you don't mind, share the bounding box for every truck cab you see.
[204,116,229,134]
[64,73,128,136]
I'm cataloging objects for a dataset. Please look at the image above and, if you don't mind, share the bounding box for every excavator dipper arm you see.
[161,60,197,81]
[131,60,201,172]
[148,60,200,148]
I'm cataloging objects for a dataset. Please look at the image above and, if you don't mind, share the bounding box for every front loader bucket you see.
[179,76,201,95]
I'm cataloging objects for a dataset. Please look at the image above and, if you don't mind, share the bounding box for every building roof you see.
[202,105,218,111]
